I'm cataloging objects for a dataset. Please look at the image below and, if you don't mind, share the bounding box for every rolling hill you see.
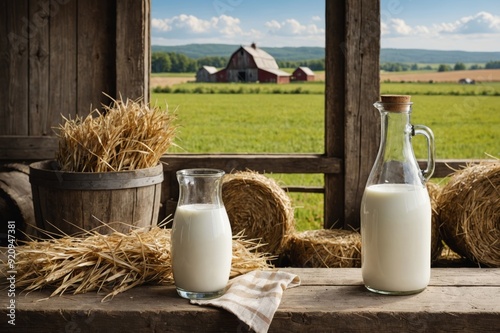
[152,44,500,64]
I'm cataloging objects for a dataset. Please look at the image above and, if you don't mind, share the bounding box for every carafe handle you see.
[413,125,435,181]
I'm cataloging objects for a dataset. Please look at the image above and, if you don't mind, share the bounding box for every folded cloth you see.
[191,270,300,333]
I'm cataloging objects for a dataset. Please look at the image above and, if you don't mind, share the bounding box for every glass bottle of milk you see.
[361,95,435,295]
[171,169,232,300]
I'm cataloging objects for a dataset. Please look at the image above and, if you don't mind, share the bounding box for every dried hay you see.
[285,229,361,268]
[0,225,273,301]
[222,171,295,255]
[56,96,176,172]
[426,181,444,262]
[438,162,500,267]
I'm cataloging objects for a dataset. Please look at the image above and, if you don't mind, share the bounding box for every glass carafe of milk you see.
[171,169,232,300]
[361,95,435,295]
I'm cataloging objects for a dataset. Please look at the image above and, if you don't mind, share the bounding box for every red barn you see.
[217,43,290,84]
[292,67,315,81]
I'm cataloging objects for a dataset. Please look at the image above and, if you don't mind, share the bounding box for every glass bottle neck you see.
[177,169,225,207]
[380,110,413,162]
[366,107,424,186]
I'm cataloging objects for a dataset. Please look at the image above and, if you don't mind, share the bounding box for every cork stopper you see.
[379,95,412,112]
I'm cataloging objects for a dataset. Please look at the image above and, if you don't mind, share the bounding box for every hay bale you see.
[222,171,294,255]
[438,162,500,267]
[427,181,444,263]
[285,229,361,268]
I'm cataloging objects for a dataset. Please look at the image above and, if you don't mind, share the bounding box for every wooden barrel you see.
[29,160,163,237]
[0,163,37,245]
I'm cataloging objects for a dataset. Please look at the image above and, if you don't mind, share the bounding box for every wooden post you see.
[324,0,380,230]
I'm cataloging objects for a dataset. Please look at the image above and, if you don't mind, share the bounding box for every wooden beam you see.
[0,136,57,161]
[161,154,342,174]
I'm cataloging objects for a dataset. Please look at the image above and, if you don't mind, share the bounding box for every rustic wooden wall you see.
[0,0,150,161]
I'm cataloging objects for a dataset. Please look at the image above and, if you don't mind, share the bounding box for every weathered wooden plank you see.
[7,268,500,333]
[343,0,381,229]
[279,267,500,286]
[115,0,150,102]
[0,136,57,160]
[161,154,342,174]
[49,0,78,124]
[77,0,115,114]
[28,1,50,135]
[420,159,497,178]
[1,0,29,135]
[0,1,9,134]
[324,0,346,230]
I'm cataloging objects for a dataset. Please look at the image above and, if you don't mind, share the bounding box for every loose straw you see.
[0,226,274,301]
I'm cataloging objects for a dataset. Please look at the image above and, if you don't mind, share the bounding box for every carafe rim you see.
[176,168,225,178]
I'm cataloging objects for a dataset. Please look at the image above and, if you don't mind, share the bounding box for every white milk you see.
[361,183,431,293]
[171,204,232,293]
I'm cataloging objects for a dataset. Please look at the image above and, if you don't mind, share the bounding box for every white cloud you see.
[381,11,500,51]
[383,11,500,37]
[265,18,324,36]
[151,14,323,47]
[438,11,500,34]
[390,18,413,35]
[312,15,321,21]
[151,14,246,38]
[213,15,243,36]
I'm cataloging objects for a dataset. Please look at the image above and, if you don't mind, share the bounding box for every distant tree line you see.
[485,61,500,69]
[152,51,500,73]
[276,59,325,71]
[151,51,326,73]
[152,52,229,73]
[382,61,500,72]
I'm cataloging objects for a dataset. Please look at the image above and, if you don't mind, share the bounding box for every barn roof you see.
[242,45,280,70]
[200,65,218,74]
[296,66,315,76]
[261,68,291,77]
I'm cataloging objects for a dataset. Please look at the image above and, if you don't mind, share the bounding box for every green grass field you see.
[152,80,500,231]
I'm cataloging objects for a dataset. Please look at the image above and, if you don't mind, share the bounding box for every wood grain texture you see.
[28,1,50,135]
[343,0,380,229]
[115,0,150,102]
[29,163,163,236]
[77,0,116,114]
[49,0,78,125]
[161,154,342,174]
[324,0,346,230]
[1,0,29,135]
[5,268,499,333]
[0,136,58,161]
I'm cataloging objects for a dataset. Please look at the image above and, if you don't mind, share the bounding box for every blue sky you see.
[151,0,500,51]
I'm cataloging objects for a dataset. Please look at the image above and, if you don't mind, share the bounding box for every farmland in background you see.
[153,70,500,231]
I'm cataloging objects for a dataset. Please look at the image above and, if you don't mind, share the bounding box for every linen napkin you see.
[191,270,300,333]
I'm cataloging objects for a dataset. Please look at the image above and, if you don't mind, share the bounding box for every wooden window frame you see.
[0,0,486,230]
[160,1,381,229]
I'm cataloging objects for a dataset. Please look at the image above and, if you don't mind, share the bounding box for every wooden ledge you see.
[4,268,499,332]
